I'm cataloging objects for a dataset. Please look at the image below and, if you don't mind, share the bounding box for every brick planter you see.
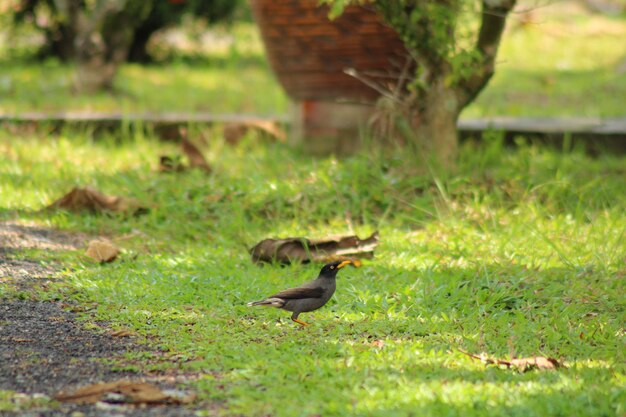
[250,0,408,153]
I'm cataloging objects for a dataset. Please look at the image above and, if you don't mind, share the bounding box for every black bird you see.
[247,260,356,326]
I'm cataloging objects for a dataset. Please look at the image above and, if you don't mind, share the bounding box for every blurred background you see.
[0,0,624,119]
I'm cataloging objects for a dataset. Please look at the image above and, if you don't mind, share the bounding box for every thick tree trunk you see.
[73,2,141,92]
[369,77,459,169]
[412,112,459,170]
[127,14,166,63]
[409,78,460,169]
[43,24,77,61]
[74,29,132,92]
[370,0,516,170]
[126,25,155,63]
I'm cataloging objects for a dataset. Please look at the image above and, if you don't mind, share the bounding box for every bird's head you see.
[319,259,359,278]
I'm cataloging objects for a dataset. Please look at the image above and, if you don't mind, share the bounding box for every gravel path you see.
[0,221,202,416]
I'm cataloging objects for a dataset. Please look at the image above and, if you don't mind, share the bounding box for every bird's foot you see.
[292,318,310,327]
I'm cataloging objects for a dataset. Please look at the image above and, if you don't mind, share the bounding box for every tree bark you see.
[43,23,77,61]
[74,27,130,92]
[458,0,517,108]
[127,23,158,63]
[372,0,516,170]
[410,78,460,169]
[73,0,147,92]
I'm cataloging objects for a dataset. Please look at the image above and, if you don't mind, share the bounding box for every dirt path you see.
[0,221,200,416]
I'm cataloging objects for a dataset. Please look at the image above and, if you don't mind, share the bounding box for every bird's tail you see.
[247,298,285,308]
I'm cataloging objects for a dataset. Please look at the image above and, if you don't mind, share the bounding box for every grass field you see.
[0,2,625,117]
[1,127,625,416]
[1,1,625,415]
[467,1,626,118]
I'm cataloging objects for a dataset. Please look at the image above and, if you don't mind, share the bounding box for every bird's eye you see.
[330,266,335,270]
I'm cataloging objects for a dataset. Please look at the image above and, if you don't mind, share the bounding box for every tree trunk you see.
[408,78,460,170]
[369,0,516,170]
[73,2,142,92]
[126,25,155,63]
[74,29,130,92]
[43,24,77,61]
[127,17,164,63]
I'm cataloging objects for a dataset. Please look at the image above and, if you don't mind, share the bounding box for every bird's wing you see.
[271,286,325,300]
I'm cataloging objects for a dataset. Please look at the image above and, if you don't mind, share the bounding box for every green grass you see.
[1,126,625,416]
[1,5,625,117]
[464,3,626,118]
[0,390,54,413]
[0,23,288,115]
[0,55,287,115]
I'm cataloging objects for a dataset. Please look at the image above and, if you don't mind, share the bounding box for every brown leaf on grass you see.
[85,239,120,263]
[458,349,563,372]
[370,340,385,348]
[11,338,34,343]
[250,232,379,265]
[181,138,211,172]
[55,380,194,405]
[249,120,287,142]
[223,120,286,145]
[47,186,145,214]
[204,194,223,203]
[507,357,561,371]
[109,329,134,337]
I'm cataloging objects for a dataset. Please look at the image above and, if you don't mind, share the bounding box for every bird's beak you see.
[337,259,360,269]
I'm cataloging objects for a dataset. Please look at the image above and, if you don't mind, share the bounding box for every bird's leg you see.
[291,313,309,327]
[292,318,309,326]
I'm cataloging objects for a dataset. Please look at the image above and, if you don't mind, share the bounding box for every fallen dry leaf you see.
[55,380,194,405]
[181,138,211,172]
[250,232,378,265]
[459,349,563,372]
[370,340,385,348]
[85,240,120,263]
[204,194,223,203]
[11,338,34,343]
[251,120,286,142]
[507,357,562,371]
[47,186,145,214]
[223,120,286,145]
[109,329,134,337]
